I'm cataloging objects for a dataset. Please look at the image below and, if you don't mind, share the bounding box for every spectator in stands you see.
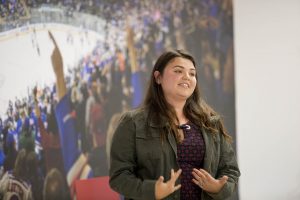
[26,151,44,200]
[33,88,65,175]
[0,149,33,200]
[19,117,35,152]
[49,31,93,195]
[2,131,17,174]
[43,168,70,200]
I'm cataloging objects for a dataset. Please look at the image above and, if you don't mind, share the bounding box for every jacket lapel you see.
[147,111,178,158]
[167,130,178,158]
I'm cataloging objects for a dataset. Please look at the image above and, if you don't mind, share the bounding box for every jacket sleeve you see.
[207,131,240,200]
[109,112,156,200]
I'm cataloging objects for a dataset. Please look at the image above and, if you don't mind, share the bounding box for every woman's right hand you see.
[155,169,182,200]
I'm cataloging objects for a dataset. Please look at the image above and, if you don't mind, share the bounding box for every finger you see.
[192,178,203,188]
[193,168,200,173]
[173,184,181,191]
[157,176,164,183]
[48,31,58,48]
[174,169,182,178]
[192,178,198,185]
[171,169,174,177]
[192,170,205,181]
[199,169,211,178]
[167,169,181,190]
[219,175,228,184]
[170,169,182,184]
[193,168,204,177]
[197,169,207,179]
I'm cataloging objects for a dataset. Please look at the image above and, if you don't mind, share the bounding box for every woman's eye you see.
[190,73,196,77]
[174,70,182,73]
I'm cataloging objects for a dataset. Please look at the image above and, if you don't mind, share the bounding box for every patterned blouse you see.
[177,122,206,200]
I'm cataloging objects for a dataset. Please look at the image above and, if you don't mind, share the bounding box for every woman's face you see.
[155,57,197,103]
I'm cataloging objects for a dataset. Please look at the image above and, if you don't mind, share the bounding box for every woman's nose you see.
[182,72,190,80]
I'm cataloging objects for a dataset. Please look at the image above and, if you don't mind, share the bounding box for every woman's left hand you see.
[192,168,228,193]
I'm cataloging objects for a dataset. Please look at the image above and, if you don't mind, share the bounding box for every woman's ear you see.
[154,71,161,84]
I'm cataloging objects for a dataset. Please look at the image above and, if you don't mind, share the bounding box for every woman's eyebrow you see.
[173,65,196,71]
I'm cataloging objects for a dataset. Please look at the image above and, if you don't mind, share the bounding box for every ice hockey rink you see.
[0,23,104,117]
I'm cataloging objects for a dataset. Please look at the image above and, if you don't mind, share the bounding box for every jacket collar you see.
[144,108,170,128]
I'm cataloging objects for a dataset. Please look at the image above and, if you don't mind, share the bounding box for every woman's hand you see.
[192,168,228,193]
[155,169,182,200]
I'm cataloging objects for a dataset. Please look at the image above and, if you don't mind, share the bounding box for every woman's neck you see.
[168,99,188,125]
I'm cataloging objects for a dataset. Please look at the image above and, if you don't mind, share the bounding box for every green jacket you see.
[109,108,240,200]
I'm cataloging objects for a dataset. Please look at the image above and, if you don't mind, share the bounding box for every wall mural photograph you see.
[0,0,238,199]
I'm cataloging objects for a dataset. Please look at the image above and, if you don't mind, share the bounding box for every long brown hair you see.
[143,49,232,142]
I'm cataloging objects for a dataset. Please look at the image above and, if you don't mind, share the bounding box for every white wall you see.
[234,0,300,199]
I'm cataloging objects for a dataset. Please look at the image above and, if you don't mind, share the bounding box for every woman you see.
[109,50,240,200]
